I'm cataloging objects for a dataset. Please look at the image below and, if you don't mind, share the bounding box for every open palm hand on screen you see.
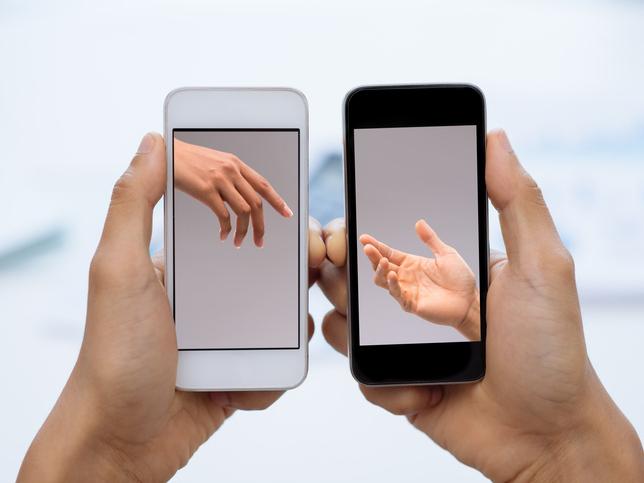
[360,220,479,339]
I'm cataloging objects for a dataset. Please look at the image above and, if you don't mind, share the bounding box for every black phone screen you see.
[344,85,488,384]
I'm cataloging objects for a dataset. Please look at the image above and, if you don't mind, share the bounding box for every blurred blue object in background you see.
[0,226,66,270]
[309,152,344,225]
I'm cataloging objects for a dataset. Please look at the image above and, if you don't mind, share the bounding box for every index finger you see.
[241,164,293,218]
[359,234,406,265]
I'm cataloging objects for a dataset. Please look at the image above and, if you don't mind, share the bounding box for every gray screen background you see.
[354,125,480,345]
[174,130,299,349]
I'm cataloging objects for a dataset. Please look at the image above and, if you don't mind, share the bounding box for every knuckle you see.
[549,246,575,278]
[240,204,251,216]
[211,171,226,184]
[251,197,263,210]
[522,245,576,288]
[521,174,548,208]
[198,180,213,196]
[222,162,237,175]
[89,250,139,288]
[258,177,270,191]
[88,252,110,284]
[110,170,136,204]
[219,215,231,229]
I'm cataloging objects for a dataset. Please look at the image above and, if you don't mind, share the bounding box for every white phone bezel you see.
[164,87,308,391]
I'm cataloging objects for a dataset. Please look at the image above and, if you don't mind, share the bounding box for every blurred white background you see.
[1,0,643,481]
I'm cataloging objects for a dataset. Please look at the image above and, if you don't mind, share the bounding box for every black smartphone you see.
[343,84,488,385]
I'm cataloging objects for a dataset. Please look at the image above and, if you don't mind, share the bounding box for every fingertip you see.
[308,230,326,268]
[489,128,513,153]
[486,128,521,211]
[283,203,293,218]
[324,219,347,267]
[309,216,322,233]
[363,244,376,260]
[308,314,315,340]
[135,132,156,155]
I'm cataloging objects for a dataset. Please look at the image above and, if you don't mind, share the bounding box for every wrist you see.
[511,377,643,483]
[458,291,481,341]
[17,371,140,483]
[172,139,191,191]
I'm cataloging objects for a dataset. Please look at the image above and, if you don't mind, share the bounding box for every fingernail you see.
[209,392,231,407]
[257,238,264,248]
[497,129,513,153]
[283,204,293,217]
[136,132,155,154]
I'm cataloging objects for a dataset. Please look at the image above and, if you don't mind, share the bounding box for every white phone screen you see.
[173,129,300,350]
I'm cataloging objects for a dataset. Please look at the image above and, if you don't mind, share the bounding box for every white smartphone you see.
[164,87,308,391]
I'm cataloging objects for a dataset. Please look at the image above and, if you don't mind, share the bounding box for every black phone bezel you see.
[343,84,488,385]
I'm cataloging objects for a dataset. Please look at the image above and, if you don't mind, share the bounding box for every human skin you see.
[174,138,293,248]
[17,133,325,483]
[360,220,480,340]
[320,130,644,482]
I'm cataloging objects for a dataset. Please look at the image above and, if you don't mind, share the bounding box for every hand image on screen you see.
[359,220,480,340]
[174,138,293,248]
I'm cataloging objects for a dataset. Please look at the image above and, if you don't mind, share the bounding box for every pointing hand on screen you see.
[360,221,480,340]
[174,138,293,248]
[320,130,643,483]
[17,133,322,483]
